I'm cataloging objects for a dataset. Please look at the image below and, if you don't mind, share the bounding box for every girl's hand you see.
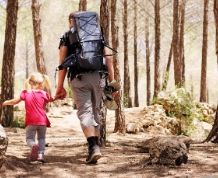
[49,96,54,102]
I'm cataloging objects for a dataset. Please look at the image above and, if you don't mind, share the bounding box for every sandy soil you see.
[1,105,218,178]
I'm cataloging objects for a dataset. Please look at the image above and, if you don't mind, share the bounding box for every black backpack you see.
[57,11,116,73]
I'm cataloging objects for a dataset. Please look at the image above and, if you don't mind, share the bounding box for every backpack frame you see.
[57,11,117,73]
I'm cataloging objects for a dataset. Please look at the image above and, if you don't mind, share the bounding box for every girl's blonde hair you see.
[25,72,51,93]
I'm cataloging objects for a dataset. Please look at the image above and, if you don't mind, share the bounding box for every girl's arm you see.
[2,98,22,106]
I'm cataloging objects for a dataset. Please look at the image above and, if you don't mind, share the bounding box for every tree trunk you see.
[173,0,182,87]
[214,0,218,66]
[123,0,132,108]
[133,0,139,107]
[78,0,87,11]
[162,39,173,91]
[200,0,209,102]
[0,125,8,168]
[100,0,110,42]
[153,0,161,98]
[31,0,47,74]
[179,0,186,86]
[204,105,218,142]
[145,1,151,105]
[111,0,126,133]
[0,0,18,127]
[100,0,110,147]
[99,101,107,147]
[25,41,29,79]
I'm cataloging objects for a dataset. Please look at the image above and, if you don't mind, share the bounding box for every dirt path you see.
[1,106,218,178]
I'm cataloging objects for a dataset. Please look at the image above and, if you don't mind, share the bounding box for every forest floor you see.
[1,105,218,178]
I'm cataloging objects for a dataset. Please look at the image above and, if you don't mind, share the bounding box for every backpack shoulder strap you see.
[101,27,117,57]
[59,31,70,49]
[103,44,117,56]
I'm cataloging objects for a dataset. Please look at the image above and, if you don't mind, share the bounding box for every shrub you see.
[154,88,207,135]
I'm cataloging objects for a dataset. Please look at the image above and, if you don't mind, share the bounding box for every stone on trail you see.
[143,136,192,166]
[126,122,140,134]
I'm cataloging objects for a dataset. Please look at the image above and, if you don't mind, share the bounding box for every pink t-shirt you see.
[20,90,51,127]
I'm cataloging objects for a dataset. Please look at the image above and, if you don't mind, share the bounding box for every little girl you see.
[2,72,52,162]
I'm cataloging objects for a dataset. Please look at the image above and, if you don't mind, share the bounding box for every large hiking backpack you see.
[57,11,116,72]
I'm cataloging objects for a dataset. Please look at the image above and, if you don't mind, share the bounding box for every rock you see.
[0,125,8,169]
[143,136,192,166]
[188,118,212,141]
[141,105,180,135]
[126,122,139,134]
[125,99,215,137]
[147,125,171,135]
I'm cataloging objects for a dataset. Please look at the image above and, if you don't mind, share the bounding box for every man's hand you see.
[54,87,67,100]
[108,80,120,91]
[112,91,119,99]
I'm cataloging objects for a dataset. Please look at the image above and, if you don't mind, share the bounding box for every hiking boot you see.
[37,153,45,163]
[30,144,39,161]
[86,145,102,164]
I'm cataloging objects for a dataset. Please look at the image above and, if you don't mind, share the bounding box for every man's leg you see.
[83,126,101,164]
[71,73,101,164]
[84,73,105,163]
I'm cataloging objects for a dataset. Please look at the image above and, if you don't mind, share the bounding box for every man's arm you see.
[104,47,115,82]
[55,46,68,99]
[2,98,21,106]
[104,47,120,97]
[57,46,68,88]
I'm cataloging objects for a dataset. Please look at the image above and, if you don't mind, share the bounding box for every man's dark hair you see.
[69,12,75,20]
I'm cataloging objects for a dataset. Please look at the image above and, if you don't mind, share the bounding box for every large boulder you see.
[143,136,192,166]
[0,125,8,169]
[188,118,212,141]
[125,105,180,135]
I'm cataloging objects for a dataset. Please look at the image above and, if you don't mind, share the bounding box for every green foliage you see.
[123,93,129,108]
[162,71,170,90]
[66,82,72,98]
[154,88,207,136]
[11,115,25,128]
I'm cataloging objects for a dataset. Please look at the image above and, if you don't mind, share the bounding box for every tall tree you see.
[31,0,46,74]
[100,0,110,41]
[25,41,30,79]
[204,105,218,142]
[179,0,186,85]
[162,39,173,91]
[100,0,110,146]
[145,0,151,105]
[200,0,209,102]
[79,0,87,11]
[123,0,132,108]
[162,1,186,91]
[214,0,218,66]
[172,0,182,87]
[0,0,18,127]
[153,0,161,98]
[204,0,218,143]
[111,0,126,133]
[133,0,139,106]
